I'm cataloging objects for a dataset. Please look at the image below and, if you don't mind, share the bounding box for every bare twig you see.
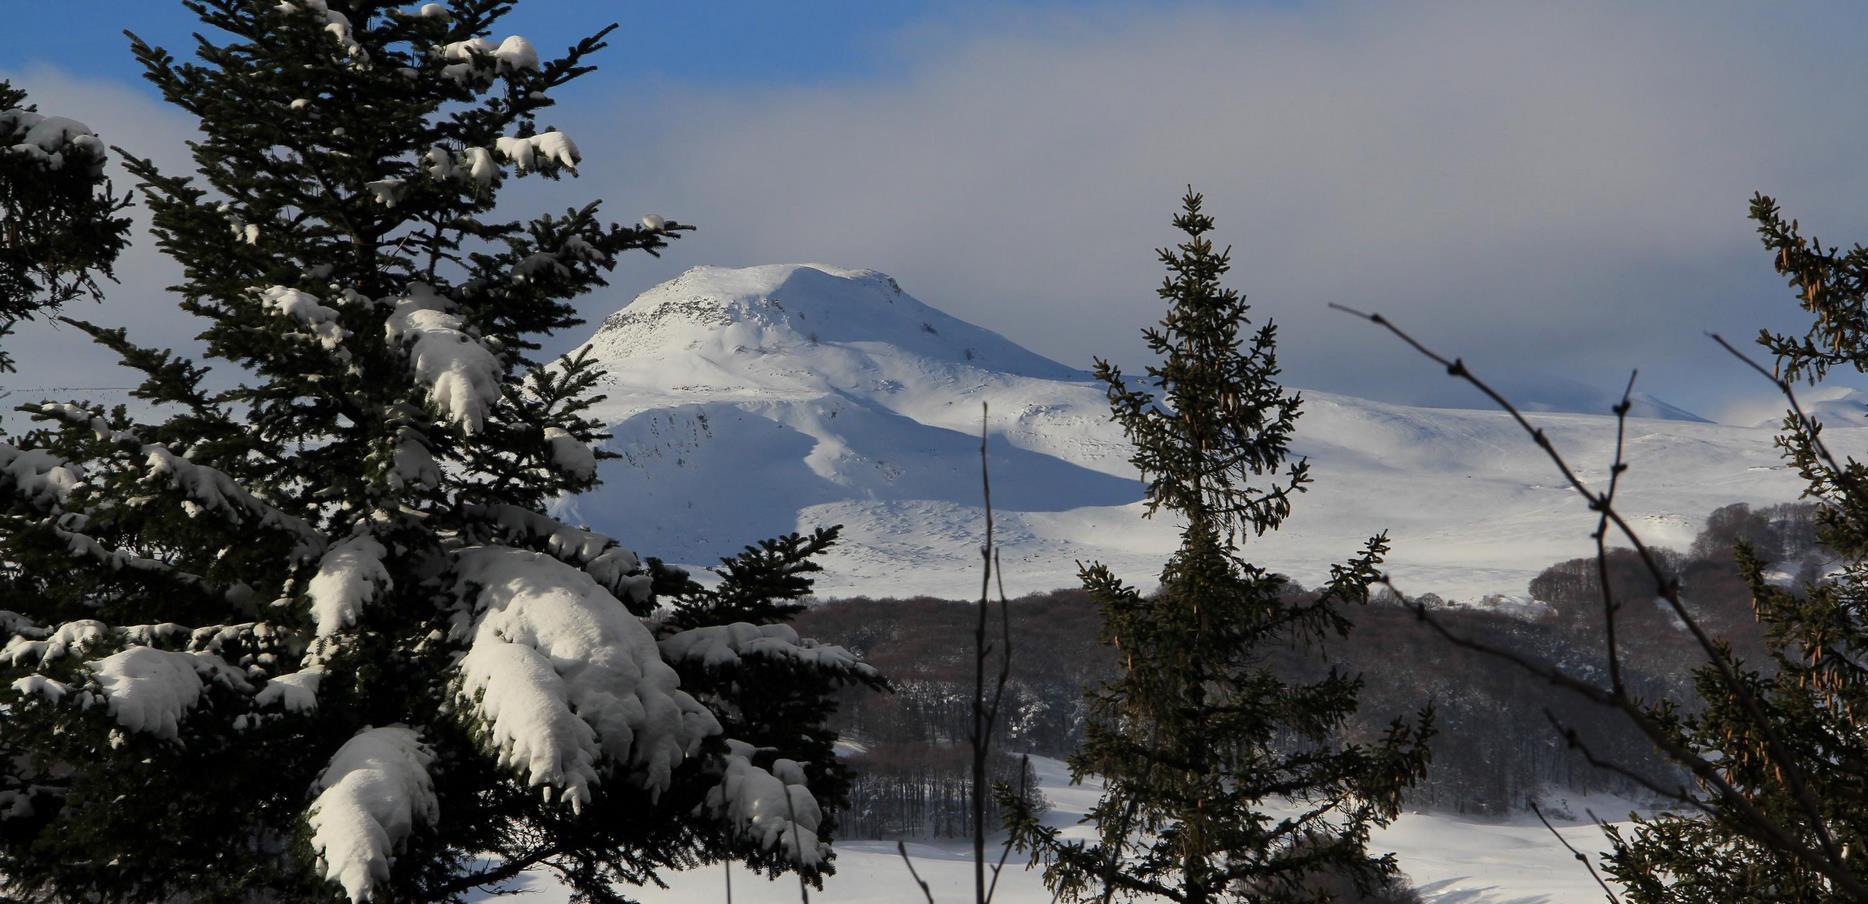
[986,753,1030,904]
[1335,303,1868,899]
[1596,371,1637,694]
[973,401,994,904]
[1528,799,1624,904]
[898,841,936,904]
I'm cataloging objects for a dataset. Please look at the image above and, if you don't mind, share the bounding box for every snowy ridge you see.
[566,264,1831,603]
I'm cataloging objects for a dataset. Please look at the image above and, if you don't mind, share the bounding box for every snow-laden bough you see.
[307,725,438,903]
[451,547,718,811]
[383,283,502,433]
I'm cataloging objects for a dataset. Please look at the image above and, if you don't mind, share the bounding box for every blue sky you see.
[7,3,1067,94]
[6,2,1868,423]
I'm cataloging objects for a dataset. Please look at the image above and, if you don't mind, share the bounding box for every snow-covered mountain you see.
[564,264,1832,602]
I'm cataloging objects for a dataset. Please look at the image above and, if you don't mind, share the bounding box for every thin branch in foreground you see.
[985,752,1030,904]
[1334,303,1868,899]
[899,841,936,904]
[1528,799,1624,904]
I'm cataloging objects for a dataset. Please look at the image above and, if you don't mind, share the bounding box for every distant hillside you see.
[561,264,1831,601]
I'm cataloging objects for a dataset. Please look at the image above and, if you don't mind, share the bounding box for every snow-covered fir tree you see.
[1004,191,1433,903]
[0,2,877,901]
[0,80,131,373]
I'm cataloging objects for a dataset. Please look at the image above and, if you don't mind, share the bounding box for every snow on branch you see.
[660,623,878,679]
[32,402,321,547]
[86,646,249,742]
[3,620,109,667]
[706,739,827,867]
[451,547,717,811]
[307,532,392,638]
[0,442,82,510]
[438,35,540,85]
[383,283,502,434]
[49,517,210,588]
[274,0,367,65]
[0,107,106,174]
[255,666,323,713]
[307,725,438,903]
[466,503,651,605]
[259,285,350,354]
[542,427,596,481]
[143,444,320,541]
[494,131,578,175]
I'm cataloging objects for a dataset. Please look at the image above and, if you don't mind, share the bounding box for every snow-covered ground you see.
[563,263,1832,603]
[471,755,1637,903]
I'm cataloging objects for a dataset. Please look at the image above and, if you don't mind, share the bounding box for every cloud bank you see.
[11,2,1868,420]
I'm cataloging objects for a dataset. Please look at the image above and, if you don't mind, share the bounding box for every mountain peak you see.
[577,265,1089,409]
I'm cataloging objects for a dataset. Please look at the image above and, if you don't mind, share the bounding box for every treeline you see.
[804,500,1826,833]
[797,591,1095,839]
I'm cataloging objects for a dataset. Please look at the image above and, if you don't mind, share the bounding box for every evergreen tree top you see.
[1097,188,1309,544]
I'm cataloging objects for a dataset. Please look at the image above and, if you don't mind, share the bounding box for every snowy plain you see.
[562,263,1828,606]
[470,755,1636,904]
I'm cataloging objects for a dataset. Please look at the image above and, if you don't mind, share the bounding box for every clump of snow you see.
[706,739,826,867]
[493,36,539,72]
[260,286,349,352]
[544,427,597,481]
[86,647,247,741]
[438,35,538,85]
[660,623,875,679]
[0,108,106,174]
[388,428,441,490]
[423,145,453,180]
[461,147,497,187]
[640,214,667,231]
[11,674,73,703]
[3,620,109,666]
[452,547,717,810]
[383,283,502,433]
[416,3,449,19]
[308,534,392,637]
[307,725,438,903]
[0,442,82,509]
[364,178,405,208]
[495,131,578,175]
[277,0,368,63]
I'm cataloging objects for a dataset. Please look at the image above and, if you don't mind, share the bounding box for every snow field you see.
[471,755,1636,904]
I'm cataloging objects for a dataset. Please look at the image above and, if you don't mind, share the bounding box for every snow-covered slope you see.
[564,264,1833,602]
[471,754,1641,903]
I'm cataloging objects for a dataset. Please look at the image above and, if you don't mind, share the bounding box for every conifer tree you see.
[0,3,874,901]
[0,80,132,372]
[1004,190,1432,903]
[1595,196,1868,901]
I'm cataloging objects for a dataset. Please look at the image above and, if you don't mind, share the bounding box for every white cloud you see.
[11,3,1868,421]
[551,0,1868,418]
[0,65,199,408]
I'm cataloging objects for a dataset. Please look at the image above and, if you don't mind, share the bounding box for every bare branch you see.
[1337,304,1861,893]
[1528,798,1624,904]
[898,841,937,904]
